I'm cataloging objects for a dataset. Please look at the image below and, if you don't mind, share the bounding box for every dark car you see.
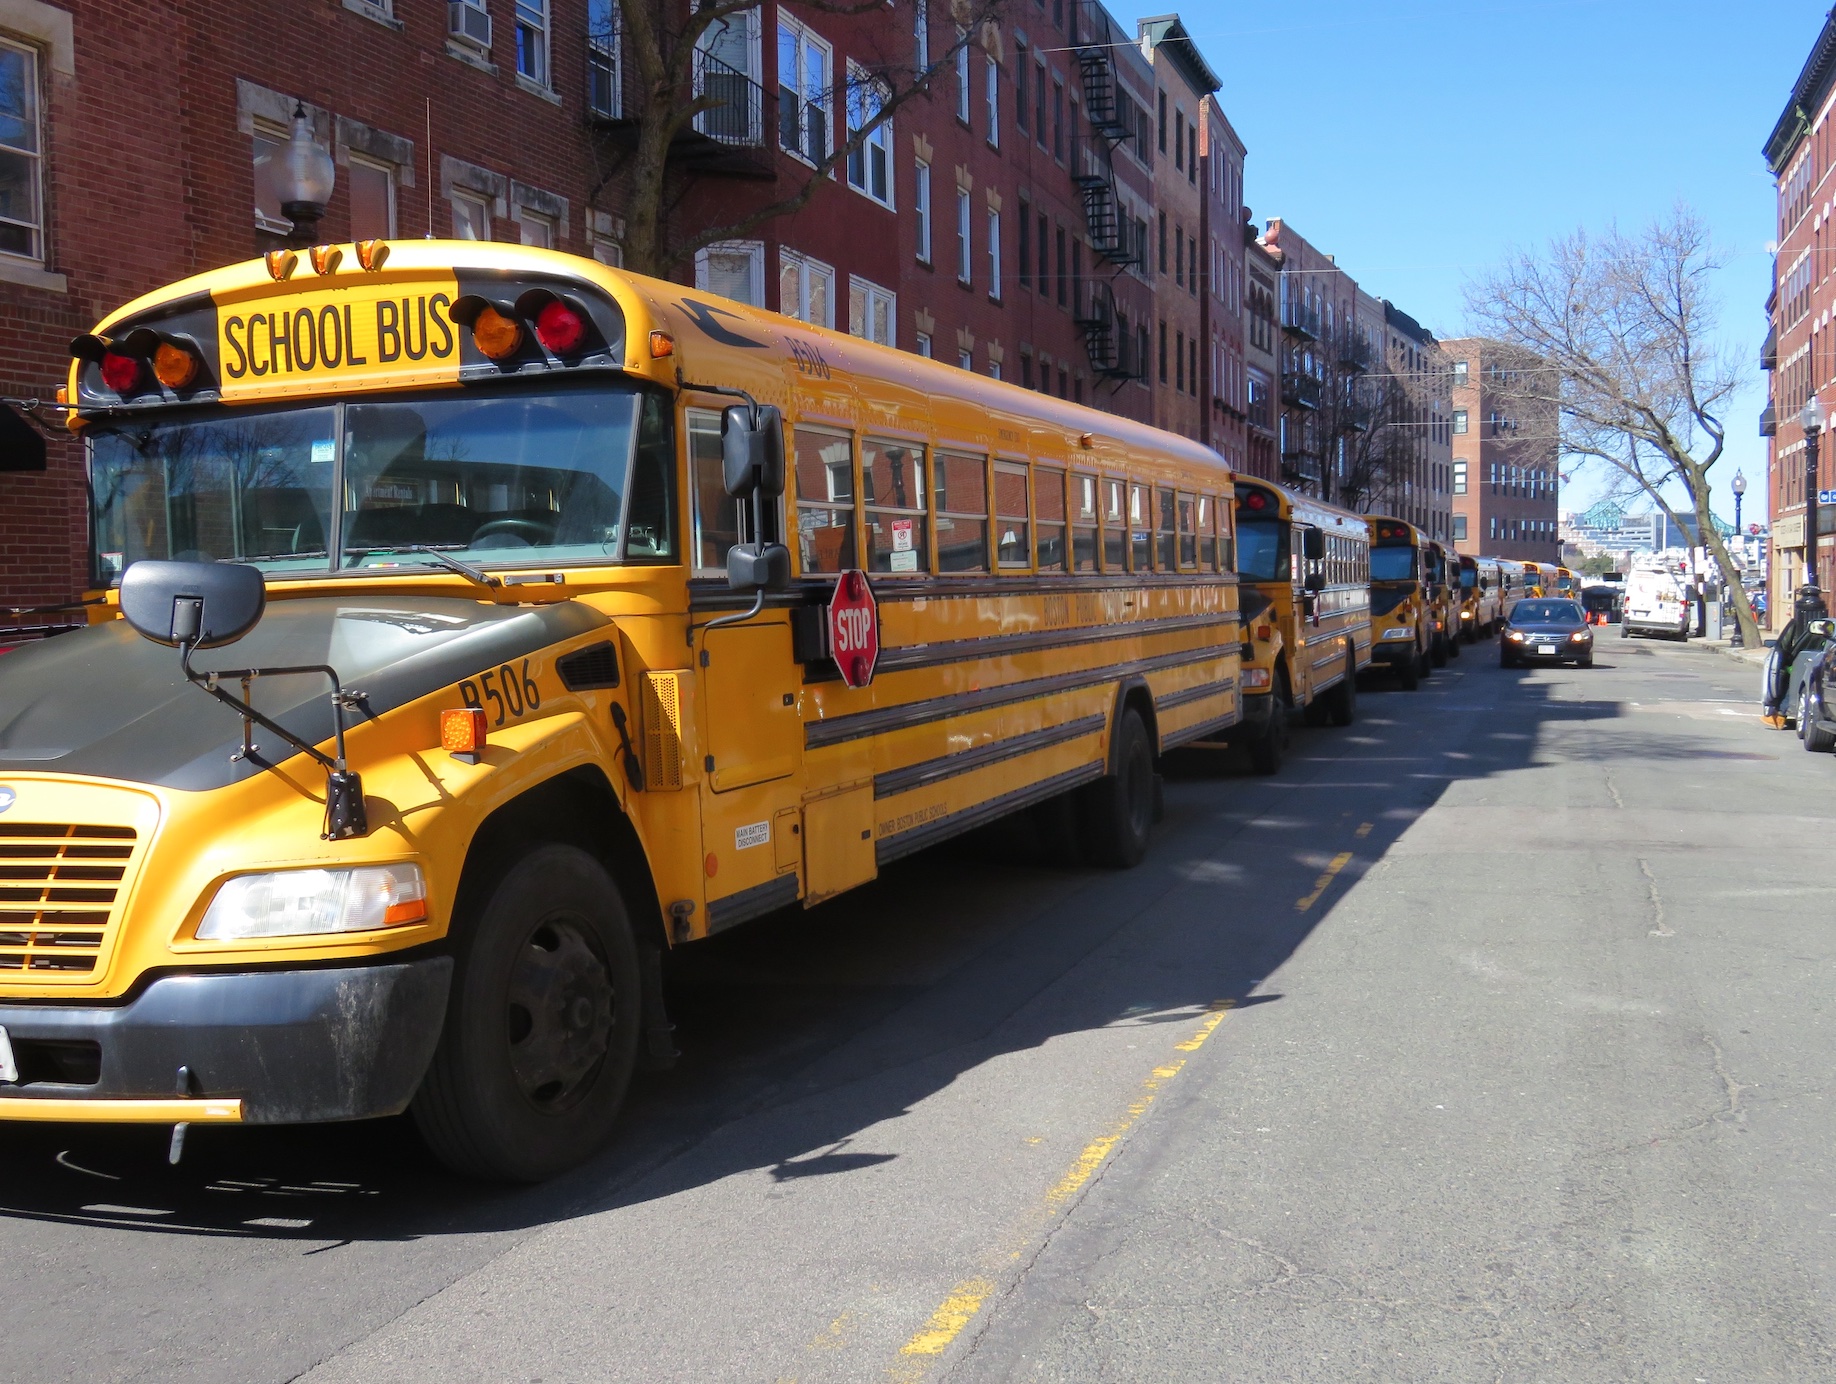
[1794,637,1836,752]
[1500,599,1593,668]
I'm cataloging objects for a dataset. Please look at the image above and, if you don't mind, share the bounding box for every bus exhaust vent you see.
[641,672,685,791]
[0,823,138,976]
[557,641,621,691]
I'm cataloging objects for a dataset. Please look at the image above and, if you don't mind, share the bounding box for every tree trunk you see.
[1681,461,1761,647]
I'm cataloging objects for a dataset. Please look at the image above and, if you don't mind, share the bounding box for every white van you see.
[1622,564,1691,640]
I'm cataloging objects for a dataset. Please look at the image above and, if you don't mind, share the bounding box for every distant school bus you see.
[1367,517,1436,689]
[0,241,1243,1180]
[1457,554,1503,638]
[1423,539,1461,667]
[1230,477,1370,772]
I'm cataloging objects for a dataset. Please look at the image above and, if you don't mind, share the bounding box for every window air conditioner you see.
[449,0,492,48]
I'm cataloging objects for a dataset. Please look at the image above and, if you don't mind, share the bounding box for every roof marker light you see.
[355,239,388,271]
[265,250,298,281]
[649,330,674,359]
[309,244,342,275]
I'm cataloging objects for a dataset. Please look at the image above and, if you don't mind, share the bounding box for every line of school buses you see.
[0,241,1591,1179]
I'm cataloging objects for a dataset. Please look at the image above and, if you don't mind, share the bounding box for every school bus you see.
[1520,560,1560,597]
[1367,517,1436,688]
[1456,554,1503,639]
[1423,539,1461,667]
[0,241,1243,1180]
[1229,477,1370,772]
[1552,565,1579,597]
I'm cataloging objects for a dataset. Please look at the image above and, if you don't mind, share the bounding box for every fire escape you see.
[1071,1,1144,385]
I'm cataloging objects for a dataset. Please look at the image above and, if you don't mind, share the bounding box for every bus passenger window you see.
[995,462,1031,568]
[1218,500,1234,572]
[1196,495,1215,569]
[1128,483,1150,571]
[862,438,928,576]
[688,408,738,574]
[1177,492,1196,569]
[794,428,857,573]
[1156,487,1178,571]
[1071,473,1099,572]
[934,452,989,572]
[1102,478,1126,570]
[626,391,677,559]
[1036,466,1067,571]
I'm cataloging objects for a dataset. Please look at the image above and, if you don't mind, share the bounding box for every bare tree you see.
[595,0,1009,278]
[1464,206,1759,647]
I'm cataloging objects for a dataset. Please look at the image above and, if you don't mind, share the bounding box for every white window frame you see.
[916,331,933,358]
[845,62,894,208]
[517,207,556,247]
[588,0,621,118]
[848,274,896,345]
[955,27,971,124]
[346,151,397,240]
[450,188,491,241]
[696,7,762,143]
[914,0,929,70]
[590,235,624,267]
[778,13,833,168]
[958,348,973,370]
[779,247,836,328]
[956,187,972,285]
[696,239,765,306]
[988,360,1001,380]
[251,116,293,237]
[987,207,1001,300]
[514,0,550,87]
[0,37,42,263]
[984,54,999,147]
[914,159,931,263]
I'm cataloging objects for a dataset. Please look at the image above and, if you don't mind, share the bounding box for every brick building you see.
[1761,7,1836,602]
[1262,218,1353,498]
[1242,229,1280,481]
[1378,301,1452,543]
[1445,337,1559,560]
[1198,95,1245,469]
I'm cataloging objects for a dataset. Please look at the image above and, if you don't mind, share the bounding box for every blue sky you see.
[1115,0,1818,524]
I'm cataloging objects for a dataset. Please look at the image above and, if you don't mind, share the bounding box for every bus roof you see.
[69,241,1230,486]
[1228,474,1370,538]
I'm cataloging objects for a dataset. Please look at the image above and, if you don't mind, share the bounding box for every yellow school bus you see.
[1230,476,1370,771]
[0,241,1241,1179]
[1367,517,1435,688]
[1457,554,1503,639]
[1552,565,1579,597]
[1423,539,1461,667]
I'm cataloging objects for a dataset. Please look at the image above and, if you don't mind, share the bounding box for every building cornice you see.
[1766,7,1836,174]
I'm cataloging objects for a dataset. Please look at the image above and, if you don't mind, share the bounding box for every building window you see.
[514,0,549,85]
[846,65,893,206]
[955,28,971,124]
[1014,44,1027,135]
[989,359,1001,381]
[517,208,555,247]
[1157,89,1167,152]
[1158,211,1167,274]
[914,160,931,263]
[1055,225,1066,306]
[1159,319,1168,384]
[1187,123,1196,182]
[450,188,490,240]
[958,348,973,370]
[1174,108,1183,170]
[987,208,1001,299]
[0,40,40,261]
[1174,226,1182,287]
[252,118,294,237]
[346,154,396,240]
[1016,197,1030,288]
[780,248,835,327]
[914,0,928,68]
[1189,236,1197,296]
[1021,353,1034,388]
[1452,359,1468,383]
[1034,58,1047,146]
[985,55,999,145]
[1037,214,1049,296]
[591,235,623,267]
[1189,338,1198,397]
[697,240,764,305]
[1175,331,1184,392]
[779,15,832,165]
[916,331,932,357]
[849,275,895,344]
[957,187,972,284]
[1453,408,1468,434]
[1052,78,1064,160]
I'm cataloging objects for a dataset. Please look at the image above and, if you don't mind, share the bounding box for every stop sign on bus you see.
[828,569,879,688]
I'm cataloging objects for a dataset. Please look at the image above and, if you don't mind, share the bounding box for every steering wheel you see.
[470,518,554,548]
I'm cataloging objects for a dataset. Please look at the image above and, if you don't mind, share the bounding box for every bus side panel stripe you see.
[875,763,1106,866]
[705,874,800,934]
[877,612,1236,675]
[873,714,1108,801]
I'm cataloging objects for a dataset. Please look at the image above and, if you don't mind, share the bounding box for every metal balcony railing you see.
[1761,402,1778,437]
[587,29,774,178]
[1281,371,1321,409]
[1280,301,1320,341]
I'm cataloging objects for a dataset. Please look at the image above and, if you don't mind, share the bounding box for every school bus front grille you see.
[0,824,137,975]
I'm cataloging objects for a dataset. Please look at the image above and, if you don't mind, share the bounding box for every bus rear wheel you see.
[1249,676,1291,776]
[412,843,642,1182]
[1397,652,1420,691]
[1326,652,1357,726]
[1080,706,1155,867]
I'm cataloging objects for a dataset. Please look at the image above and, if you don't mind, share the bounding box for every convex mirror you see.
[722,405,785,499]
[119,559,265,648]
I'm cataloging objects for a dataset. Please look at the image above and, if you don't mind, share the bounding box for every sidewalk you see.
[1681,633,1768,667]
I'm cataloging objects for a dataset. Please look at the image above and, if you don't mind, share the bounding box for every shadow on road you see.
[0,643,1667,1256]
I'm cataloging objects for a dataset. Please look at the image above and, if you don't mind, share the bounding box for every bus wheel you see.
[1080,707,1156,868]
[1431,635,1448,668]
[1447,631,1462,660]
[1326,653,1357,727]
[1248,676,1291,776]
[412,844,642,1182]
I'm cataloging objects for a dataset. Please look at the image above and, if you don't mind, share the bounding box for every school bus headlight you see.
[1242,667,1272,689]
[197,864,428,941]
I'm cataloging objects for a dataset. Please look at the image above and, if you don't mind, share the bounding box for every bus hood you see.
[0,596,608,791]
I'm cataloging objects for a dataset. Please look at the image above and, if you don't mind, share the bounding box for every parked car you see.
[1793,633,1836,750]
[1776,619,1836,731]
[1500,598,1594,668]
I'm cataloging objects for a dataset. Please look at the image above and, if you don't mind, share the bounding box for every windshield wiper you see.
[343,545,501,589]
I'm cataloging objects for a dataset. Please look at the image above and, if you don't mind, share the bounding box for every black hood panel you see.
[0,596,608,790]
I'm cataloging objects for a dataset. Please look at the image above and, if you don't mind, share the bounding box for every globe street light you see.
[1732,467,1747,535]
[276,103,335,249]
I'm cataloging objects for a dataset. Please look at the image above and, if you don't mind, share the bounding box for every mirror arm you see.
[696,590,767,643]
[681,380,760,426]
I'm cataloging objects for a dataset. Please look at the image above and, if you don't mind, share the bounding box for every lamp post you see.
[277,103,335,249]
[1805,396,1827,604]
[1732,468,1746,537]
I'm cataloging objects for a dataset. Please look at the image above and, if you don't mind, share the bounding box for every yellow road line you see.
[1294,851,1354,912]
[1354,820,1373,839]
[889,1001,1232,1376]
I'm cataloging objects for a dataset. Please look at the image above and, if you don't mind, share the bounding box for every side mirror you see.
[1301,526,1326,561]
[722,405,785,499]
[119,560,265,648]
[0,402,46,473]
[727,542,791,593]
[1304,571,1325,593]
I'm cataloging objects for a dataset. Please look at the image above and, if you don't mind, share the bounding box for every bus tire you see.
[1447,631,1462,660]
[1398,653,1420,690]
[1431,635,1448,668]
[1079,707,1156,866]
[1326,652,1357,727]
[1248,675,1291,776]
[412,843,642,1182]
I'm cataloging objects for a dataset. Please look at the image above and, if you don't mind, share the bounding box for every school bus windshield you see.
[88,381,673,582]
[1236,516,1287,582]
[1370,546,1416,582]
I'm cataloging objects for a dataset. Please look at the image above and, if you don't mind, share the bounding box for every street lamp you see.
[1732,467,1747,535]
[276,103,335,249]
[1804,394,1827,613]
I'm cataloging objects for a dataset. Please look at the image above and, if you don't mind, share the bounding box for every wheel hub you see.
[505,919,616,1109]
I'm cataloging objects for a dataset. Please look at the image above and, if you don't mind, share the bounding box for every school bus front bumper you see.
[0,957,451,1125]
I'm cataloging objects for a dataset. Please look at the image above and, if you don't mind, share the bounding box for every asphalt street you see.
[3,631,1830,1383]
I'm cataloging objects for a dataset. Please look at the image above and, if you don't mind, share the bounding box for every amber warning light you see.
[442,707,487,763]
